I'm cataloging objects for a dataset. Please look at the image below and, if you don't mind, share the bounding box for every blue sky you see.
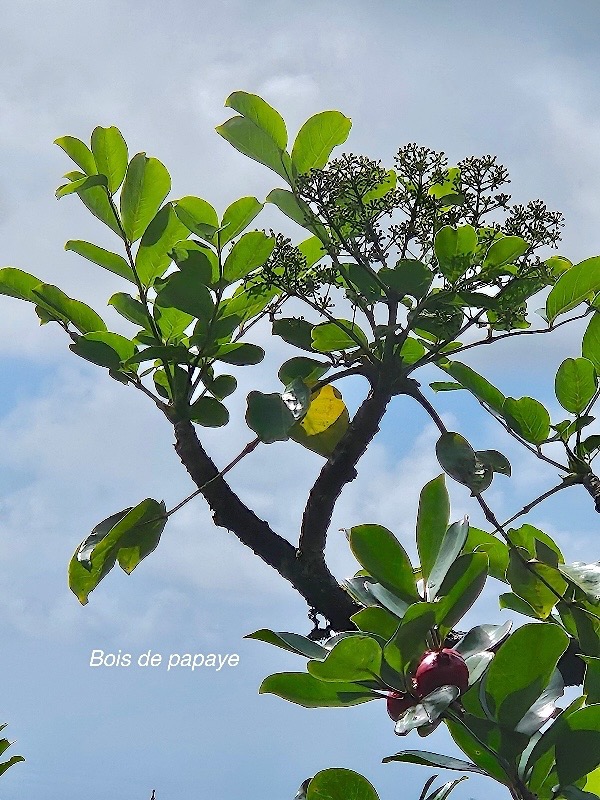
[1,1,600,798]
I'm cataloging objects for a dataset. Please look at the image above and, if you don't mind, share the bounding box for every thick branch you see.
[173,419,358,629]
[298,385,392,559]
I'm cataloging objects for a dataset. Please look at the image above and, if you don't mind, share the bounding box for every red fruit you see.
[386,691,415,721]
[414,648,469,697]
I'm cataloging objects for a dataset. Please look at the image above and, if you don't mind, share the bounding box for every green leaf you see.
[434,225,477,281]
[312,320,368,352]
[398,338,427,365]
[172,196,219,241]
[0,267,45,302]
[56,173,108,198]
[582,312,600,373]
[351,607,399,640]
[379,260,432,299]
[223,231,275,283]
[436,552,488,634]
[484,623,569,729]
[455,622,513,659]
[291,110,352,174]
[259,672,376,707]
[546,256,600,322]
[298,236,327,268]
[273,317,315,351]
[266,188,323,235]
[555,358,597,414]
[135,203,190,286]
[65,240,134,283]
[188,396,229,427]
[506,549,567,618]
[278,357,329,387]
[120,153,171,242]
[584,765,600,795]
[54,135,97,174]
[90,126,128,193]
[435,432,492,494]
[442,361,506,414]
[225,91,287,149]
[308,635,382,682]
[32,284,107,334]
[69,331,136,371]
[214,342,264,365]
[475,450,511,477]
[556,705,600,787]
[219,197,263,246]
[246,629,327,660]
[69,499,167,603]
[382,750,487,775]
[203,373,237,400]
[499,592,540,619]
[76,179,124,238]
[246,391,295,443]
[462,526,509,581]
[341,263,383,303]
[483,236,529,269]
[583,656,600,704]
[349,525,419,602]
[416,475,450,582]
[426,519,469,601]
[306,769,379,800]
[559,562,600,605]
[446,717,510,785]
[395,687,460,735]
[216,116,292,182]
[109,293,149,329]
[384,603,436,675]
[155,264,214,321]
[503,397,550,444]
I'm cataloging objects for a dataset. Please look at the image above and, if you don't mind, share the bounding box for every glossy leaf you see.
[245,629,327,660]
[555,704,600,787]
[278,357,329,387]
[583,656,600,704]
[223,231,275,283]
[462,526,509,581]
[308,636,382,682]
[442,361,505,414]
[312,320,368,352]
[258,672,376,707]
[55,135,97,174]
[219,196,263,245]
[483,235,529,268]
[555,358,597,414]
[379,259,432,299]
[582,312,600,372]
[446,716,510,785]
[69,499,167,604]
[395,687,460,736]
[435,432,491,493]
[289,385,349,457]
[188,397,229,427]
[426,519,469,601]
[351,607,399,640]
[306,769,379,800]
[90,125,128,193]
[546,256,600,322]
[246,391,295,443]
[120,153,171,242]
[436,552,488,634]
[214,342,264,365]
[292,110,352,174]
[65,240,134,283]
[434,225,477,281]
[559,561,600,604]
[135,203,190,286]
[455,622,512,659]
[503,396,550,444]
[515,669,564,736]
[382,750,487,775]
[506,549,567,618]
[384,603,436,674]
[349,525,419,602]
[416,474,450,582]
[484,623,569,729]
[475,450,511,477]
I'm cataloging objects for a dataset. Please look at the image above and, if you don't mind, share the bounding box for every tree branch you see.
[173,419,358,629]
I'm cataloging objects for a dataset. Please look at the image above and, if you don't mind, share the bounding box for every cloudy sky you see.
[1,1,600,798]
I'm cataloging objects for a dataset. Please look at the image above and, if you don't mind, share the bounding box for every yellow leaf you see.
[290,385,349,456]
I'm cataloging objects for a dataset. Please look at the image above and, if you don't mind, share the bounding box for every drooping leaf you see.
[223,230,275,283]
[69,331,136,371]
[120,153,171,242]
[484,623,569,729]
[135,203,190,286]
[246,391,295,443]
[394,687,460,736]
[382,750,487,776]
[291,110,352,174]
[90,125,128,193]
[0,267,44,302]
[502,397,550,444]
[258,672,376,707]
[546,256,600,322]
[416,474,450,582]
[109,293,149,329]
[515,669,565,736]
[31,284,106,334]
[349,525,419,603]
[69,499,167,603]
[266,188,325,237]
[65,240,134,283]
[555,357,597,415]
[306,768,379,800]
